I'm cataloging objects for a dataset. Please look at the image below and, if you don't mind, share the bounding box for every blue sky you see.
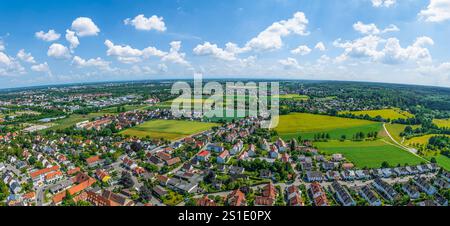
[0,0,450,88]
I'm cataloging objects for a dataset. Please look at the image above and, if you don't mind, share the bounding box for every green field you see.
[46,113,111,131]
[315,140,424,168]
[274,113,383,140]
[275,94,309,101]
[431,155,450,171]
[100,104,151,113]
[405,134,450,146]
[119,119,219,140]
[433,118,450,128]
[340,108,413,120]
[384,123,421,144]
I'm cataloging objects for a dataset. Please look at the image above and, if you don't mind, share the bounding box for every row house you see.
[359,185,381,206]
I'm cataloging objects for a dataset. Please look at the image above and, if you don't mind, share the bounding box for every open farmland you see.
[429,155,450,171]
[384,123,421,144]
[119,119,219,140]
[340,108,413,120]
[405,134,450,146]
[275,94,309,101]
[46,113,113,131]
[433,118,450,128]
[315,140,424,168]
[274,113,383,140]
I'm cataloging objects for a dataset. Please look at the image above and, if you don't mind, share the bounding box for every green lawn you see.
[433,118,450,128]
[315,140,424,168]
[119,119,219,140]
[340,108,413,120]
[274,113,383,140]
[433,155,450,171]
[46,113,110,131]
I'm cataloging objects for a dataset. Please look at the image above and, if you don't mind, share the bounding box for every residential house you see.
[413,177,437,195]
[402,183,420,199]
[331,181,355,206]
[310,182,329,206]
[227,189,246,206]
[373,178,398,201]
[86,155,104,167]
[305,171,323,182]
[217,150,230,164]
[197,150,210,162]
[359,185,381,206]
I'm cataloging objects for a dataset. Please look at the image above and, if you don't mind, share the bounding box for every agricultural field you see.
[433,118,450,128]
[340,108,413,120]
[405,134,450,146]
[274,113,383,140]
[100,104,151,113]
[315,140,424,168]
[46,112,111,131]
[430,155,450,171]
[275,94,309,101]
[119,119,219,140]
[384,123,421,144]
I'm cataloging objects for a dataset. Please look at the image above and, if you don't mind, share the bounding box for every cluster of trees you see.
[428,135,449,152]
[313,133,330,142]
[237,159,295,182]
[351,131,378,141]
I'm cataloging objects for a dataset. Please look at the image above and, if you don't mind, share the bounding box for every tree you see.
[139,186,152,201]
[120,172,135,188]
[0,181,9,201]
[381,161,390,168]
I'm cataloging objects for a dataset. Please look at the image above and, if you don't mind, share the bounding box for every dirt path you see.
[382,123,428,162]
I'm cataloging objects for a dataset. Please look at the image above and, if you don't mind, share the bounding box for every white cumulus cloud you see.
[31,62,51,74]
[162,41,190,66]
[193,42,237,61]
[72,56,110,69]
[279,57,301,69]
[245,11,309,51]
[104,39,167,64]
[124,14,166,32]
[315,42,326,51]
[16,49,36,64]
[35,29,61,42]
[47,43,71,59]
[371,0,396,8]
[419,0,450,22]
[334,35,434,64]
[71,17,100,37]
[291,45,311,55]
[353,21,399,35]
[65,30,80,51]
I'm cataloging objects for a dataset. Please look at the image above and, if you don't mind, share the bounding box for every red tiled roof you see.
[218,150,229,159]
[67,167,80,175]
[198,150,210,157]
[166,157,181,166]
[227,189,246,206]
[86,155,101,164]
[29,165,60,179]
[262,183,276,199]
[254,196,275,206]
[45,171,63,180]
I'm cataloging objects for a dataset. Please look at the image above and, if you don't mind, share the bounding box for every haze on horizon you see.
[0,0,450,89]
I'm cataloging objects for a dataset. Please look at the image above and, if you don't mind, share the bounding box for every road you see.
[382,123,429,162]
[193,173,437,199]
